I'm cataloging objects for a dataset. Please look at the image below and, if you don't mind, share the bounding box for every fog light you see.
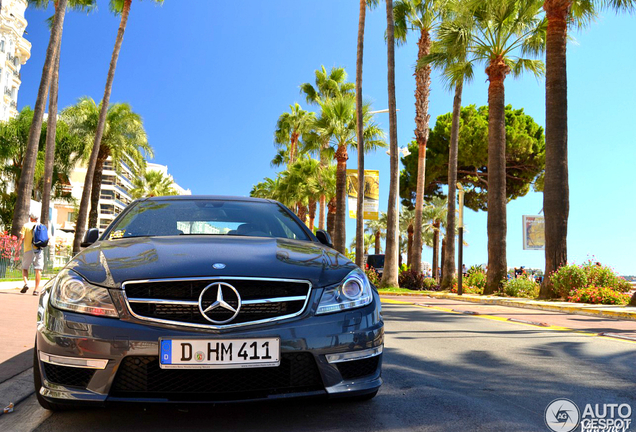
[325,345,383,364]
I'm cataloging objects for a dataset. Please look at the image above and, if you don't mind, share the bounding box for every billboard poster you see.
[346,169,379,220]
[523,215,545,250]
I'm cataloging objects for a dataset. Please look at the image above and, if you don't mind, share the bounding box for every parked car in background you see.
[365,254,385,277]
[34,196,383,409]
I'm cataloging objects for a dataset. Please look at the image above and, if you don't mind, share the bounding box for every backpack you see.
[32,223,49,249]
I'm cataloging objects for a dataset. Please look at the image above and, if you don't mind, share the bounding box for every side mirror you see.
[315,230,333,248]
[81,228,100,247]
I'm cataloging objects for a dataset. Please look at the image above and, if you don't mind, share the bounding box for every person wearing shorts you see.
[16,213,43,295]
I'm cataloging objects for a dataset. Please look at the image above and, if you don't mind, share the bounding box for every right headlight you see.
[50,269,119,318]
[316,268,373,315]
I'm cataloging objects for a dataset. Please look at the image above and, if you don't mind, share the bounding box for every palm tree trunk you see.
[88,148,109,229]
[327,197,337,240]
[374,231,380,254]
[308,198,317,231]
[441,81,463,289]
[407,224,413,268]
[40,46,62,227]
[484,59,510,295]
[297,203,308,226]
[290,132,299,165]
[541,0,570,299]
[73,0,132,254]
[380,0,399,288]
[355,0,367,268]
[334,145,348,253]
[10,0,68,237]
[411,29,432,276]
[441,237,446,281]
[432,222,439,282]
[319,194,326,230]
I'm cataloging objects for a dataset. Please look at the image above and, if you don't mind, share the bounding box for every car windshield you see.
[104,199,310,241]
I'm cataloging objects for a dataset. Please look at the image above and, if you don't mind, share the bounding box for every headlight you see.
[50,269,119,318]
[316,269,373,315]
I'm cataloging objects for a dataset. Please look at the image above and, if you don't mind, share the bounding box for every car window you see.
[105,199,310,241]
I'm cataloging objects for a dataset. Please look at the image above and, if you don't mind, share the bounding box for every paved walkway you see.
[379,290,636,321]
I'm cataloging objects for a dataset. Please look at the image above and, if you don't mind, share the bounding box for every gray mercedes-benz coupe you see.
[34,196,383,409]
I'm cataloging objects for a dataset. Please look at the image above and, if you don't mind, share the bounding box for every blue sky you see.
[20,1,636,275]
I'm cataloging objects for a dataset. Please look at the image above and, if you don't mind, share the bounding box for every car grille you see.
[110,353,324,401]
[123,278,311,328]
[43,363,95,388]
[336,356,381,380]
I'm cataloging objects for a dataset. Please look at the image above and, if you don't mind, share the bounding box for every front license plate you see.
[159,338,280,369]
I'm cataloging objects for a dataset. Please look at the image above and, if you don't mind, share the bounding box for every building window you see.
[13,57,18,67]
[0,40,4,53]
[67,212,75,222]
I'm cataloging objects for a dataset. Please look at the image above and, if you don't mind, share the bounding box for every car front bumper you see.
[35,288,383,405]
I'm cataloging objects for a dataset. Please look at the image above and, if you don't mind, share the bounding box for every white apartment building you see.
[55,158,190,233]
[0,0,30,122]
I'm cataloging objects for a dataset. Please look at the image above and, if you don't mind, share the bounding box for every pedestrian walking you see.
[15,213,44,295]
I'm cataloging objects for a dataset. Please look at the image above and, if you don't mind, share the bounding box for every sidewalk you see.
[378,290,636,321]
[0,279,50,292]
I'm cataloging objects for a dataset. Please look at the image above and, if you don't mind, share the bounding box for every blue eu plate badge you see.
[161,340,172,364]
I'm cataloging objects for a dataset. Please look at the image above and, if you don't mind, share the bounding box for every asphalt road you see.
[2,302,635,432]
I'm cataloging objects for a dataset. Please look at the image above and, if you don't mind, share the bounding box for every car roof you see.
[141,195,276,204]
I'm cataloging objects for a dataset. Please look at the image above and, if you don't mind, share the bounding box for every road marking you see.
[381,299,636,345]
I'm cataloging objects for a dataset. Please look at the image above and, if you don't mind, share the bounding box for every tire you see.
[33,343,69,411]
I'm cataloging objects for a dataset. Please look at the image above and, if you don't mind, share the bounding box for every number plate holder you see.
[159,338,280,369]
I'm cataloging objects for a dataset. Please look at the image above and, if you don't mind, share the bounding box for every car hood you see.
[66,236,356,289]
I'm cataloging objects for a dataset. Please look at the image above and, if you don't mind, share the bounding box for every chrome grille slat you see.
[122,277,312,330]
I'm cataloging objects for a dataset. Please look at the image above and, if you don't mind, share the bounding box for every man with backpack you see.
[15,213,48,295]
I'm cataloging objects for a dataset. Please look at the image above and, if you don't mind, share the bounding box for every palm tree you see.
[366,212,387,255]
[460,0,545,294]
[349,233,376,258]
[274,104,315,169]
[313,95,385,253]
[10,0,69,237]
[419,4,475,289]
[422,197,448,281]
[541,0,632,298]
[35,0,95,227]
[73,0,164,254]
[399,208,417,267]
[381,0,400,288]
[64,97,152,230]
[300,66,355,230]
[354,0,380,267]
[130,170,177,199]
[393,0,448,276]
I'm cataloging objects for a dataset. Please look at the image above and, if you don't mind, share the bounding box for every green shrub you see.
[504,278,539,298]
[365,268,381,287]
[568,287,631,305]
[551,261,632,297]
[398,269,426,290]
[581,261,631,293]
[550,264,587,297]
[422,277,438,291]
[465,270,487,291]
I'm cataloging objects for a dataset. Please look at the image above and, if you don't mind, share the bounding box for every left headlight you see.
[50,269,119,318]
[316,269,373,315]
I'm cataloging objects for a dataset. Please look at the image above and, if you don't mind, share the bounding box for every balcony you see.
[4,87,12,97]
[10,101,16,108]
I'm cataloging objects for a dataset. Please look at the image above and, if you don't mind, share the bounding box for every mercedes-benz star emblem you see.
[198,282,241,324]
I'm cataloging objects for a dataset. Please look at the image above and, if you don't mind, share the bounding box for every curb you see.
[378,291,636,322]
